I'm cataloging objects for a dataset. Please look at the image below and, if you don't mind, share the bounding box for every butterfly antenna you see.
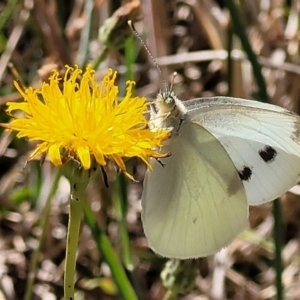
[128,20,169,92]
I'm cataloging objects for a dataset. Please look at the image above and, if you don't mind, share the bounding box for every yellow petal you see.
[48,144,62,166]
[76,146,91,169]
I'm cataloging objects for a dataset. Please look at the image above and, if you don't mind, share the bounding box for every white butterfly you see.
[141,91,300,259]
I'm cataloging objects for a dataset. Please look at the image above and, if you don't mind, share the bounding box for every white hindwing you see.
[142,122,248,259]
[187,97,300,205]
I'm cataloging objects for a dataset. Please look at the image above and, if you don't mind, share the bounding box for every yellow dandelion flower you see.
[2,65,169,177]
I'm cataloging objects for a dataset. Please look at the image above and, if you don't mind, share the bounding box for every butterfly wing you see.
[141,122,248,259]
[186,96,294,114]
[187,97,300,205]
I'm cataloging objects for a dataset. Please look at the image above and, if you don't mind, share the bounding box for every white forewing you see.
[186,96,294,115]
[142,122,248,259]
[187,97,300,205]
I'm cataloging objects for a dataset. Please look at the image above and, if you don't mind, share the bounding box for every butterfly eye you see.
[165,95,175,105]
[157,91,176,108]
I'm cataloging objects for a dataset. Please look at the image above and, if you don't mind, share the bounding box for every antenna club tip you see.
[128,20,137,32]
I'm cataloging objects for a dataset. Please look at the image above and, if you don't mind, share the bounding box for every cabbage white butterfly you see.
[142,91,300,259]
[127,20,300,259]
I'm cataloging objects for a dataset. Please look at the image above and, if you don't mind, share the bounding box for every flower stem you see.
[64,182,86,299]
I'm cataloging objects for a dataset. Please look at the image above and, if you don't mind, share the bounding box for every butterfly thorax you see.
[149,91,187,134]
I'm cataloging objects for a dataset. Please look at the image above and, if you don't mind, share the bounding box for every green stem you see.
[224,0,269,102]
[114,174,133,270]
[125,36,135,82]
[273,199,283,300]
[23,169,61,300]
[0,0,19,32]
[64,182,86,299]
[77,0,94,68]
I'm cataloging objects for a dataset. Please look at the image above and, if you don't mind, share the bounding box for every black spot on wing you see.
[259,146,277,163]
[238,166,252,182]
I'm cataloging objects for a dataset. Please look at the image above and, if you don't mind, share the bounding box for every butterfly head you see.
[155,90,177,114]
[149,89,187,133]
